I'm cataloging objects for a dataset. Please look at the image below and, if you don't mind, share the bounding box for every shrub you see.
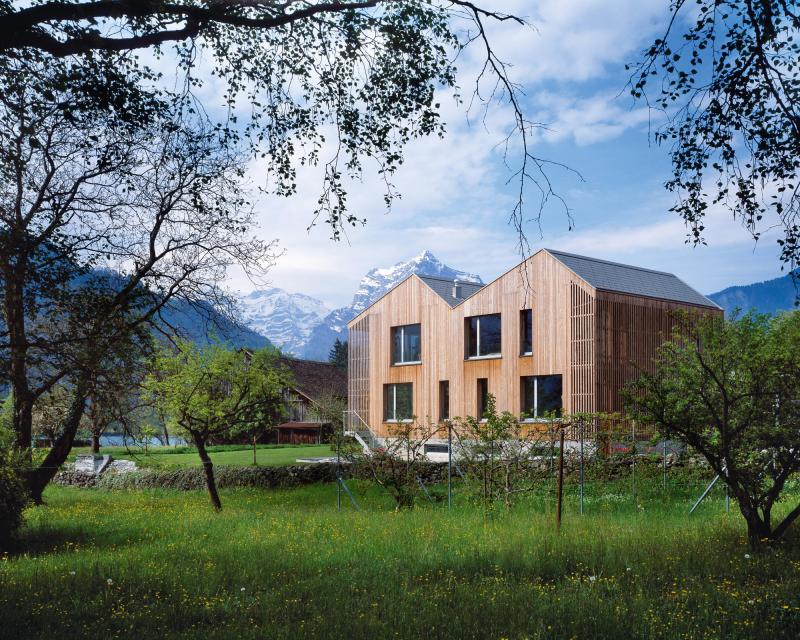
[95,464,340,491]
[0,453,29,549]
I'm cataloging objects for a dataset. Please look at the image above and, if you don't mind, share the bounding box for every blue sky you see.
[230,0,787,308]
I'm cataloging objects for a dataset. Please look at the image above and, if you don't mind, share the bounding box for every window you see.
[383,383,413,422]
[477,378,489,419]
[391,324,421,364]
[439,380,450,421]
[465,314,501,358]
[424,443,450,455]
[521,375,563,419]
[520,309,532,355]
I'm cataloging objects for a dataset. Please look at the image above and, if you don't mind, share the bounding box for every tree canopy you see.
[0,1,552,501]
[631,1,800,277]
[624,311,800,548]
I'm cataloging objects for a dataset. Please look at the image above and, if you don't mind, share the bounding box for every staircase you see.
[343,410,382,454]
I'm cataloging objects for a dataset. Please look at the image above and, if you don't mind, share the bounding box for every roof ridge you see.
[417,273,483,285]
[545,248,675,277]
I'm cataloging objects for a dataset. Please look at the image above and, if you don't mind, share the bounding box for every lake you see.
[99,433,186,447]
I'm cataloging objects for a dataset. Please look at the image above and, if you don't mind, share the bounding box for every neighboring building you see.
[346,249,722,442]
[275,357,347,444]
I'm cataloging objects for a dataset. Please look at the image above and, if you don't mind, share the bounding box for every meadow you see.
[67,443,333,468]
[2,471,799,640]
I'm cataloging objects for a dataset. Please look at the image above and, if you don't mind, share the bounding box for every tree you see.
[2,1,559,500]
[452,394,562,513]
[623,311,800,548]
[351,420,440,510]
[310,389,347,432]
[630,1,800,278]
[328,339,348,371]
[235,349,292,465]
[31,386,76,448]
[0,52,276,501]
[145,341,291,511]
[84,333,153,454]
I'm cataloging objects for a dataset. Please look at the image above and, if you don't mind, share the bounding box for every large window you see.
[391,324,421,364]
[521,375,562,419]
[465,314,501,358]
[439,380,450,421]
[384,383,413,422]
[520,309,532,355]
[477,378,489,419]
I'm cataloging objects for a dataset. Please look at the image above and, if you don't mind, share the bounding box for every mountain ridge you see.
[707,272,798,316]
[236,256,799,362]
[238,250,483,360]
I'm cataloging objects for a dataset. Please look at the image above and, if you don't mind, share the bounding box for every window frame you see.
[439,380,450,422]
[465,313,502,359]
[391,323,422,366]
[477,378,489,422]
[520,308,533,356]
[384,382,413,423]
[521,375,563,421]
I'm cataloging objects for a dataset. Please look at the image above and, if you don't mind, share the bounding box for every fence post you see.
[337,415,342,512]
[447,423,452,510]
[556,428,565,531]
[631,421,636,504]
[579,420,585,516]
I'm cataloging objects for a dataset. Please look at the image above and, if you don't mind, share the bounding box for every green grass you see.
[2,473,800,640]
[67,444,333,468]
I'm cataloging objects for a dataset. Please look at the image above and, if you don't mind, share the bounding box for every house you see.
[274,357,347,444]
[346,249,722,444]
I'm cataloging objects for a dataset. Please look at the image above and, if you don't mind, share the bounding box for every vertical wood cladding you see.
[347,250,721,439]
[594,291,722,438]
[347,314,370,423]
[569,282,595,416]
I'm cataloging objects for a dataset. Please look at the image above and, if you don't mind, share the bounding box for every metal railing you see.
[343,410,382,453]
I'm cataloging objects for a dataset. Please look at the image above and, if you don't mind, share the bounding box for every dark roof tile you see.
[418,274,484,307]
[546,249,720,308]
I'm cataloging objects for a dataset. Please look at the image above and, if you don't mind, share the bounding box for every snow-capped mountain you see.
[300,250,483,360]
[238,288,330,356]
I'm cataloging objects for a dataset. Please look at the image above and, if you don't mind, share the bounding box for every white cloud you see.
[221,0,784,307]
[471,0,670,85]
[531,91,654,146]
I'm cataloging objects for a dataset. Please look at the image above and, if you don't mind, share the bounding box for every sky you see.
[229,0,788,309]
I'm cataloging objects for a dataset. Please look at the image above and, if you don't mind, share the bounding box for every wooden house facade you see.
[274,357,347,444]
[346,249,722,441]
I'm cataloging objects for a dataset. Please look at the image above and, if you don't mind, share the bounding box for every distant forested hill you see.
[708,273,798,316]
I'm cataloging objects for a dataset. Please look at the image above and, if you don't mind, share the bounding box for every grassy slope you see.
[2,474,800,640]
[67,444,333,468]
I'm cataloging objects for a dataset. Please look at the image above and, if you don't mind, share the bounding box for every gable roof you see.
[279,357,347,400]
[418,274,485,307]
[545,249,720,308]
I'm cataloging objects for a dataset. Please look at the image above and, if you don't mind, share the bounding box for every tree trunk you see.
[27,380,89,503]
[252,434,257,465]
[91,431,101,454]
[745,513,772,549]
[194,434,222,512]
[4,260,33,453]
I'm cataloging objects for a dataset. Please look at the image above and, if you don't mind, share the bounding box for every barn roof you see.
[545,249,720,308]
[279,357,347,401]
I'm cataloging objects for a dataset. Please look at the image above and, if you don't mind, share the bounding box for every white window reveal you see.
[384,383,413,422]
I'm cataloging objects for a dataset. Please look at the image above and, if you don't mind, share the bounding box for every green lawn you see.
[67,444,333,468]
[3,472,800,640]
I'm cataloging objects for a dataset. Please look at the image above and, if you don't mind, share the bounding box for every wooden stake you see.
[556,428,565,532]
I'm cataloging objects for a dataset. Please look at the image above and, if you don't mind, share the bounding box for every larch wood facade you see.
[347,249,721,440]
